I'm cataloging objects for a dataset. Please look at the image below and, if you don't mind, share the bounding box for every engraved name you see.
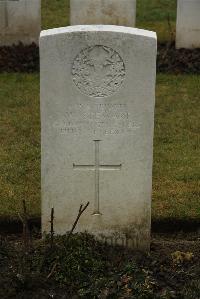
[53,103,140,136]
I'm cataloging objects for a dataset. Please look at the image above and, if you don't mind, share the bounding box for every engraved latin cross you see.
[73,140,122,215]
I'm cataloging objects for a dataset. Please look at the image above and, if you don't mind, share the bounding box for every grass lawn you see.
[0,73,199,221]
[1,0,199,222]
[42,0,177,42]
[136,0,177,42]
[153,75,200,221]
[0,74,40,218]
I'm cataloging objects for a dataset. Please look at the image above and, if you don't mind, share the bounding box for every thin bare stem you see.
[67,202,90,240]
[167,13,175,44]
[50,207,54,249]
[18,200,30,252]
[47,263,58,279]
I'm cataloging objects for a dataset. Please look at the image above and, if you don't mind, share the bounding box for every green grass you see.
[0,74,199,220]
[0,74,40,217]
[136,0,177,42]
[42,0,70,29]
[41,0,177,42]
[0,0,199,221]
[153,75,200,220]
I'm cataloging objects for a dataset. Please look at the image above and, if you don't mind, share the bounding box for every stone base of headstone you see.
[70,0,136,27]
[0,0,41,46]
[176,0,200,49]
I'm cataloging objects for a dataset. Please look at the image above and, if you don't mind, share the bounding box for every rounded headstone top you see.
[40,25,157,40]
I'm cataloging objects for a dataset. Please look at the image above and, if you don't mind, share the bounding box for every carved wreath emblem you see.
[72,45,125,98]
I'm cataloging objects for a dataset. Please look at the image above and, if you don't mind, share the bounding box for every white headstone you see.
[0,0,41,46]
[176,0,200,49]
[70,0,136,27]
[40,25,157,251]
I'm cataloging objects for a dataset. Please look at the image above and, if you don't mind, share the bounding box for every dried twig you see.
[50,207,54,249]
[47,203,89,279]
[47,262,58,279]
[18,200,30,251]
[167,13,175,44]
[67,202,90,240]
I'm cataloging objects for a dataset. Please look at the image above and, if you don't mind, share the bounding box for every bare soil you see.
[0,233,200,298]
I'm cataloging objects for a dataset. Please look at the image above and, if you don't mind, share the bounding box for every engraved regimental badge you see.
[72,45,125,98]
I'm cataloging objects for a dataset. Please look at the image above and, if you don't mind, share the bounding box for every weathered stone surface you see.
[40,25,157,251]
[70,0,136,27]
[0,0,41,46]
[176,0,200,49]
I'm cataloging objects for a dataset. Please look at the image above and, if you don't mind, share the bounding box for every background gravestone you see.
[0,0,41,46]
[176,0,200,48]
[40,25,157,251]
[70,0,136,27]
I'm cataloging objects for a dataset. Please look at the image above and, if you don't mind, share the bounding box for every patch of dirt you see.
[0,42,200,73]
[157,42,200,73]
[0,43,39,73]
[0,233,200,298]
